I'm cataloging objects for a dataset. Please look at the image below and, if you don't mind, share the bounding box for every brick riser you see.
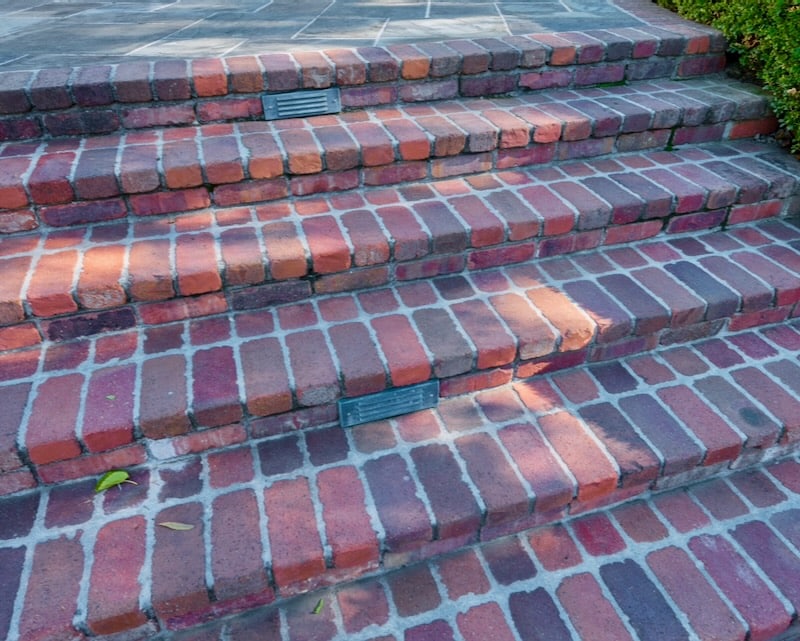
[1,215,799,495]
[0,11,727,145]
[2,140,797,350]
[0,76,778,235]
[3,323,800,640]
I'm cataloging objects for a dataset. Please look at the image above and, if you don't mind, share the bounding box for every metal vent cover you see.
[339,381,440,428]
[262,87,341,120]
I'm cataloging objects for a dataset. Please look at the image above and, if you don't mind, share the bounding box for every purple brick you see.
[410,443,481,539]
[600,559,688,641]
[663,262,738,320]
[509,588,572,641]
[689,534,792,640]
[619,394,704,474]
[364,454,432,550]
[482,537,537,585]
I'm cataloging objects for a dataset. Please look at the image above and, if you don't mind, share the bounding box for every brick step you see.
[3,324,800,639]
[2,140,798,350]
[0,10,728,145]
[2,217,800,495]
[0,76,779,236]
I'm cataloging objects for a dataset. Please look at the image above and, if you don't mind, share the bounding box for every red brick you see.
[538,411,618,501]
[73,147,121,199]
[652,491,709,533]
[498,422,574,513]
[337,579,390,634]
[192,346,243,428]
[527,523,581,571]
[27,250,79,317]
[151,502,209,620]
[139,354,191,438]
[408,443,480,538]
[301,215,351,274]
[286,329,339,406]
[0,256,30,324]
[265,477,326,588]
[689,534,791,641]
[694,375,781,449]
[75,244,127,310]
[175,232,223,296]
[238,337,292,417]
[128,238,174,301]
[731,470,787,507]
[339,209,390,267]
[631,266,707,327]
[162,139,203,189]
[557,573,634,641]
[413,307,472,378]
[25,374,82,465]
[240,130,284,179]
[191,58,227,96]
[690,478,749,520]
[363,160,427,186]
[317,466,379,570]
[349,121,396,166]
[209,489,269,601]
[129,187,211,217]
[28,152,76,205]
[364,453,432,550]
[19,536,83,641]
[370,314,431,387]
[261,221,308,279]
[278,128,322,174]
[260,53,299,91]
[571,513,626,557]
[118,143,160,194]
[225,55,263,92]
[82,364,136,453]
[36,444,146,485]
[0,382,28,473]
[202,135,245,184]
[527,286,595,352]
[326,48,368,85]
[450,299,515,369]
[647,546,745,641]
[730,367,800,439]
[383,118,431,161]
[168,424,246,458]
[152,59,190,100]
[86,516,148,634]
[455,431,530,525]
[657,385,742,465]
[458,603,517,641]
[387,563,441,617]
[122,104,193,129]
[328,322,386,397]
[206,447,254,489]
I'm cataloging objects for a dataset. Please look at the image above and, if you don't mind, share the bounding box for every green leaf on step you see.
[312,599,324,615]
[95,469,134,493]
[158,522,195,531]
[106,394,116,401]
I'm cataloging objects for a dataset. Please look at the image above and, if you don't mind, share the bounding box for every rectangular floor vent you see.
[339,381,440,428]
[262,88,341,121]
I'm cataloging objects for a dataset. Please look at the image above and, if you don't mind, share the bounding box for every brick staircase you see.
[2,1,800,640]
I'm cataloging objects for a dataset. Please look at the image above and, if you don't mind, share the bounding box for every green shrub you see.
[656,0,800,151]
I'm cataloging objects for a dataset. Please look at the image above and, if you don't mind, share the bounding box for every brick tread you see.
[1,140,797,335]
[0,17,727,143]
[3,388,800,640]
[2,216,800,490]
[0,76,778,234]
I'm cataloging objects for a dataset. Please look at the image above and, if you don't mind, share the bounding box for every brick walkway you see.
[2,0,800,639]
[154,458,800,641]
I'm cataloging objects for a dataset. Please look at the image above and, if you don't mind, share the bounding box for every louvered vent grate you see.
[339,381,440,428]
[262,87,341,120]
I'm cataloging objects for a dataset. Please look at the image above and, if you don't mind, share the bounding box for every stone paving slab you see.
[0,0,648,71]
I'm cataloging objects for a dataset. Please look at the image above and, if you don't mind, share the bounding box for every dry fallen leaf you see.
[158,522,195,531]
